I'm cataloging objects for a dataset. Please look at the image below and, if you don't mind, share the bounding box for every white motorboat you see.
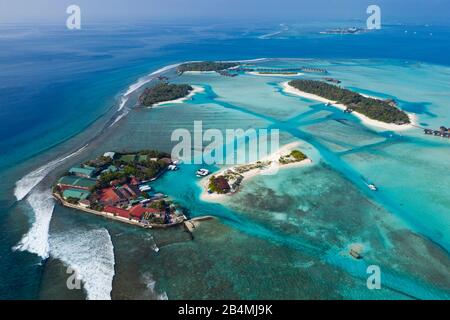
[196,168,210,177]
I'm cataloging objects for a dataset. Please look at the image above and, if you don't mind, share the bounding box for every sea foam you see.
[13,189,55,259]
[14,144,88,201]
[123,62,182,97]
[49,228,115,300]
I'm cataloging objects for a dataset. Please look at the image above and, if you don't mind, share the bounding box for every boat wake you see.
[49,228,115,300]
[13,189,55,259]
[258,24,289,39]
[14,144,88,201]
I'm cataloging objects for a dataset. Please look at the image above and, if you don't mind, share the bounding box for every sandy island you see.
[281,82,417,131]
[153,85,204,106]
[199,141,313,203]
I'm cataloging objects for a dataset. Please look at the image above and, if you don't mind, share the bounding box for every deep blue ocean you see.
[0,21,449,299]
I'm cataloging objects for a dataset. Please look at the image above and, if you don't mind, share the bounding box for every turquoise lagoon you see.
[33,59,450,299]
[2,47,449,298]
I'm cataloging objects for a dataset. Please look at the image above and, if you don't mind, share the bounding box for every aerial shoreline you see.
[199,141,313,203]
[153,85,204,106]
[281,81,418,131]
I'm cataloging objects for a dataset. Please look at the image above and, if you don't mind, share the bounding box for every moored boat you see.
[196,168,210,177]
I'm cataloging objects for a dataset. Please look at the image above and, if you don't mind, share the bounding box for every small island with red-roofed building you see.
[52,150,187,228]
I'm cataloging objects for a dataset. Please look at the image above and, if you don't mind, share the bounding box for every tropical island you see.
[177,61,239,73]
[287,80,411,125]
[201,144,312,201]
[52,150,186,228]
[320,27,367,35]
[139,82,193,106]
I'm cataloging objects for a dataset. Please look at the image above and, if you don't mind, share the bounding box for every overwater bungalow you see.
[423,126,450,138]
[324,77,341,84]
[217,70,238,77]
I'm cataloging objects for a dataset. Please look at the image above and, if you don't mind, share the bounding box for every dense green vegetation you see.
[288,80,410,124]
[208,176,229,194]
[290,150,307,161]
[139,83,193,106]
[279,149,308,164]
[91,150,170,190]
[178,61,239,73]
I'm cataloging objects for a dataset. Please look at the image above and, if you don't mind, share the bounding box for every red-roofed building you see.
[99,187,128,206]
[129,205,146,220]
[129,205,161,221]
[104,206,130,219]
[130,205,162,220]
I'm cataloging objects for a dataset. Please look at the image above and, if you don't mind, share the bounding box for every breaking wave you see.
[49,228,115,300]
[14,144,88,201]
[13,189,55,259]
[123,62,182,97]
[12,58,269,262]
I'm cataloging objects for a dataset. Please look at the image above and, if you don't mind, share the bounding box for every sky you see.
[0,0,449,25]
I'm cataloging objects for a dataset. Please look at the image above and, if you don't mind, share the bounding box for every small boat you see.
[168,164,178,171]
[349,244,363,259]
[139,185,152,192]
[196,168,210,177]
[368,183,378,191]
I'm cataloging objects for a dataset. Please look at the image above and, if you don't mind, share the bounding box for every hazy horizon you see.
[0,0,449,25]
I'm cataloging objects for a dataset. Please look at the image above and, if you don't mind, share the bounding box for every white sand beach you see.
[153,85,204,106]
[199,141,313,203]
[281,82,417,131]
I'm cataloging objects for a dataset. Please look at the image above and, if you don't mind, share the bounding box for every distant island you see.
[52,150,186,228]
[287,80,410,125]
[320,27,367,35]
[139,82,193,106]
[177,61,239,73]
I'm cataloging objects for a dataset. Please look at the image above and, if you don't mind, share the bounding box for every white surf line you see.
[11,58,264,263]
[13,189,55,259]
[110,62,204,127]
[14,144,88,202]
[15,60,197,202]
[49,228,115,300]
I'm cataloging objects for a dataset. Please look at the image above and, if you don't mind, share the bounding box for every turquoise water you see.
[1,23,449,299]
